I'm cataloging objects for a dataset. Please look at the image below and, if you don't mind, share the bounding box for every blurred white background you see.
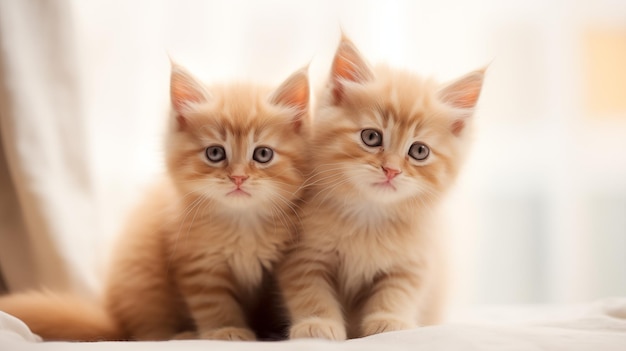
[1,0,625,312]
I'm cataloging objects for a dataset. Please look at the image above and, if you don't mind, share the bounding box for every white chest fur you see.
[219,217,285,291]
[335,228,400,299]
[226,234,265,290]
[332,206,426,300]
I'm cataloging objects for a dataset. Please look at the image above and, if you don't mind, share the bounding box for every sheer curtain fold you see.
[0,0,96,296]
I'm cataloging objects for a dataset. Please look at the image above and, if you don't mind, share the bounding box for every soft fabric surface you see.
[1,298,625,351]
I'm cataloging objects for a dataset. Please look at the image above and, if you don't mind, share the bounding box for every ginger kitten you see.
[277,37,485,340]
[0,62,310,341]
[105,62,310,341]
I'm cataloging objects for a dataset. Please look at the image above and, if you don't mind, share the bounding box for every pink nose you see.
[229,175,249,186]
[382,166,401,180]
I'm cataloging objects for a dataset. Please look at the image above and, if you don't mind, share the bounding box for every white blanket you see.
[1,298,625,351]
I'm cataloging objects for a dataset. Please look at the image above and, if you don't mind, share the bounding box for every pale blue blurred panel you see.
[475,189,549,304]
[587,192,626,297]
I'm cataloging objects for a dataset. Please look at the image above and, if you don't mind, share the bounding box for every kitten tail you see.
[0,291,125,341]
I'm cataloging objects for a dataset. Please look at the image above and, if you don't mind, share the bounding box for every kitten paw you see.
[290,317,346,340]
[199,327,256,341]
[360,314,416,337]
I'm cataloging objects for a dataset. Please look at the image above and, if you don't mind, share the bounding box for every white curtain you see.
[0,0,97,295]
[1,0,625,307]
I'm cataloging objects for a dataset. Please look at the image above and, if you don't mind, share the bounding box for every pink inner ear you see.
[169,65,210,131]
[440,70,485,136]
[270,68,309,133]
[171,76,205,113]
[333,51,363,83]
[330,38,373,103]
[169,64,210,119]
[272,74,308,112]
[444,83,482,110]
[439,70,485,110]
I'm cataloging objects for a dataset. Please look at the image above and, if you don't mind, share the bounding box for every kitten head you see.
[312,36,484,206]
[166,63,309,212]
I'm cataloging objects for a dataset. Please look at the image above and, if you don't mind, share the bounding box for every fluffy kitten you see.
[0,62,310,341]
[277,36,485,340]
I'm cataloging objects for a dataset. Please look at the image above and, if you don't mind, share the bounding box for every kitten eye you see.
[205,145,226,162]
[253,146,274,163]
[361,129,383,147]
[408,142,430,161]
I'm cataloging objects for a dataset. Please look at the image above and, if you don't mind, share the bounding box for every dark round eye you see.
[205,145,226,162]
[408,142,430,161]
[253,146,274,163]
[361,129,383,147]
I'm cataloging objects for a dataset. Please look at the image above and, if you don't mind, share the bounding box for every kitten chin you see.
[278,35,485,340]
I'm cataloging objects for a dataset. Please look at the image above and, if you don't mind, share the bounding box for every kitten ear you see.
[269,67,309,133]
[170,62,211,129]
[438,69,485,109]
[330,35,374,104]
[438,68,486,135]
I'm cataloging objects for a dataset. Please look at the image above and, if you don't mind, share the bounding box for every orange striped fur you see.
[277,36,485,340]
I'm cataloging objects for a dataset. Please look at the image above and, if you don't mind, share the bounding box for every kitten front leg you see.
[278,246,346,340]
[359,269,421,337]
[179,265,255,341]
